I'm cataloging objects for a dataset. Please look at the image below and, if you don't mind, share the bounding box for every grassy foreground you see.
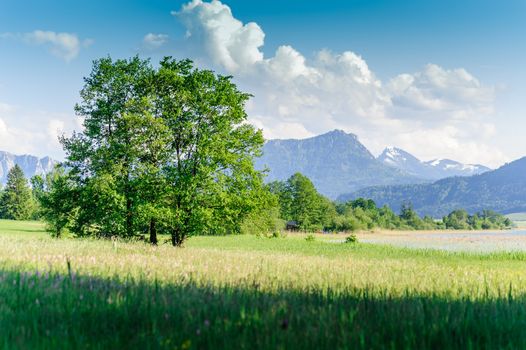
[3,221,526,348]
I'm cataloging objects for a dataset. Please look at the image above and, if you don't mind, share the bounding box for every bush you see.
[345,234,358,244]
[305,234,316,242]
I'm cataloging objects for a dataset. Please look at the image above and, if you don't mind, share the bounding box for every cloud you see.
[388,64,494,118]
[1,30,93,62]
[143,33,169,50]
[171,1,503,166]
[0,101,75,159]
[173,0,265,73]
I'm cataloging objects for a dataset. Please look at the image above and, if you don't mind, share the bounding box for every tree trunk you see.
[126,197,133,237]
[149,218,158,245]
[171,227,185,247]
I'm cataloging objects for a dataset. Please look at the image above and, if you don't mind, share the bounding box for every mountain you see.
[378,147,490,180]
[0,151,57,186]
[339,157,526,217]
[255,130,425,199]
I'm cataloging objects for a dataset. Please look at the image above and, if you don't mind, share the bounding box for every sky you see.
[0,0,525,167]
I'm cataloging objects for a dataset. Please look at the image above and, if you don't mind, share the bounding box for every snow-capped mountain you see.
[255,130,424,199]
[378,147,490,180]
[0,151,57,186]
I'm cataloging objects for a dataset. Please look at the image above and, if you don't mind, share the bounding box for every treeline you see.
[266,173,513,232]
[0,165,513,239]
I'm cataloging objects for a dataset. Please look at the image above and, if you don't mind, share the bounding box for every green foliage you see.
[0,165,34,220]
[240,200,285,236]
[35,166,76,238]
[270,172,512,233]
[345,234,358,243]
[444,209,512,230]
[60,56,267,246]
[270,173,336,232]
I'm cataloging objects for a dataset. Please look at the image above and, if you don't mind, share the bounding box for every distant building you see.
[286,220,299,231]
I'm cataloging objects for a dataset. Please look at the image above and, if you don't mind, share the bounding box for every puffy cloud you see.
[173,0,265,73]
[143,33,169,49]
[388,64,494,118]
[0,101,74,159]
[1,30,92,62]
[172,0,503,166]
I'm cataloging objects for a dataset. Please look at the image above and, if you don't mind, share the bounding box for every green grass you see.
[3,220,526,348]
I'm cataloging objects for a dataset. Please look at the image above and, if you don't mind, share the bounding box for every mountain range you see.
[255,130,490,199]
[0,151,57,186]
[339,157,526,217]
[378,147,490,180]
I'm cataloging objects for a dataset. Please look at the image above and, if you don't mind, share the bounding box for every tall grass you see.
[2,220,526,348]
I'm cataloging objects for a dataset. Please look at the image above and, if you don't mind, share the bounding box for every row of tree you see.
[0,165,513,241]
[267,173,513,232]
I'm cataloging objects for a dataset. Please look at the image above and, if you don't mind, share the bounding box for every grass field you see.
[3,220,526,348]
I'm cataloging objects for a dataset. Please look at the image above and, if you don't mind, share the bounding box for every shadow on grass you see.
[1,266,526,349]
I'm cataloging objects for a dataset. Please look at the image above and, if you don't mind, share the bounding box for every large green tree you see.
[62,56,154,238]
[152,58,266,246]
[61,56,266,246]
[0,165,33,220]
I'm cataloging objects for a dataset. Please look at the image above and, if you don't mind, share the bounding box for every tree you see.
[443,209,470,230]
[61,56,267,246]
[62,56,158,238]
[152,57,266,246]
[0,165,33,220]
[36,166,76,238]
[399,201,425,229]
[271,173,335,231]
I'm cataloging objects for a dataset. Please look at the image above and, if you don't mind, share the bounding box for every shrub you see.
[345,234,358,244]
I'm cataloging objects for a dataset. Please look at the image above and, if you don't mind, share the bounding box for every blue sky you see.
[0,0,524,167]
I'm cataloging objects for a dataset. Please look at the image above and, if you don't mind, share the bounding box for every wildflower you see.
[204,319,210,327]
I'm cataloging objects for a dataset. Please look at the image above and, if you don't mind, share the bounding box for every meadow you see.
[3,220,526,348]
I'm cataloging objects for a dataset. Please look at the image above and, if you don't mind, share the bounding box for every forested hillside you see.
[340,157,526,217]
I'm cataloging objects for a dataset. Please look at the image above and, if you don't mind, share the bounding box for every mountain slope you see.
[339,157,526,217]
[378,147,490,180]
[255,130,424,199]
[0,151,57,185]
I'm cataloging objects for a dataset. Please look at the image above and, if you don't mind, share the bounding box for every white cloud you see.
[143,33,169,49]
[173,0,265,73]
[0,101,74,159]
[170,0,506,167]
[388,64,494,117]
[1,30,93,62]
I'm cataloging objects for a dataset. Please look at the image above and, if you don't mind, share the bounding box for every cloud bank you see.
[173,0,504,166]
